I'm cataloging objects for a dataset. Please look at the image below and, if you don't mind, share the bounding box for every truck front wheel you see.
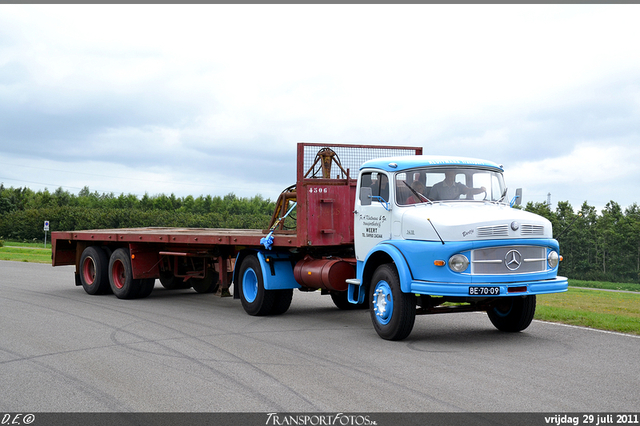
[79,246,111,295]
[369,264,416,341]
[487,295,536,332]
[238,255,275,316]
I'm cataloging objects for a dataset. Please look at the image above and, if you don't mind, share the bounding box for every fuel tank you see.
[293,257,355,292]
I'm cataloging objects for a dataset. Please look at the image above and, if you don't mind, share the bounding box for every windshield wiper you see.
[402,181,432,204]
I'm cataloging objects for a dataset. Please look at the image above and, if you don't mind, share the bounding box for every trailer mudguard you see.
[235,249,300,293]
[256,251,301,290]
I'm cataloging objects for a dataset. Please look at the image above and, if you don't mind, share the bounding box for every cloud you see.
[505,141,640,211]
[1,4,640,210]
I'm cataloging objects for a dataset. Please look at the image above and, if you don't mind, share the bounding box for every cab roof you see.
[360,155,504,172]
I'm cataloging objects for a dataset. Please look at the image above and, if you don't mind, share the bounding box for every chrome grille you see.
[471,246,547,275]
[521,224,545,235]
[477,225,509,237]
[477,223,545,238]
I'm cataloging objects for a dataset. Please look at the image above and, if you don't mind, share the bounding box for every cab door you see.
[354,170,392,261]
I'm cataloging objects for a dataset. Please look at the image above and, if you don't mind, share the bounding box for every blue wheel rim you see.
[373,280,393,325]
[242,268,258,303]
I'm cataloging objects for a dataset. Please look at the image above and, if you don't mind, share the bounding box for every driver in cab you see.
[428,170,486,201]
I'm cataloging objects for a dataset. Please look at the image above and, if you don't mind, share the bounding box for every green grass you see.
[0,240,52,263]
[568,278,640,292]
[536,287,640,335]
[2,240,50,248]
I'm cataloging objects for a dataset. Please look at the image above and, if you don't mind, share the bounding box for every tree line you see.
[0,184,276,242]
[524,200,640,284]
[1,184,639,283]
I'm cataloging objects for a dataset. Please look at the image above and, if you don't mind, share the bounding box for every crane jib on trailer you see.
[51,142,568,340]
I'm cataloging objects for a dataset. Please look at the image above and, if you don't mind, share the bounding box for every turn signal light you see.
[434,260,446,267]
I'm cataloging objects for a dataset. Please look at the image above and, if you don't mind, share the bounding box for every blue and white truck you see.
[349,153,567,340]
[51,143,567,341]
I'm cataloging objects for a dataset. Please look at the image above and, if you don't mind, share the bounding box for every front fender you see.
[360,242,414,293]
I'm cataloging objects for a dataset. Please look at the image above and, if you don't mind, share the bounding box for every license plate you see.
[469,286,500,295]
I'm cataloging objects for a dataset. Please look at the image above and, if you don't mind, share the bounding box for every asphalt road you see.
[1,261,639,413]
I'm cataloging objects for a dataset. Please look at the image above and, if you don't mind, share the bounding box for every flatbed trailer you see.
[51,227,290,297]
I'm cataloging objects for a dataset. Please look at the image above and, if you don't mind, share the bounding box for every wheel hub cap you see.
[373,281,393,325]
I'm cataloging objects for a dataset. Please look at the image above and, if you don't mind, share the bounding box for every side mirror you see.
[514,188,522,206]
[360,187,372,206]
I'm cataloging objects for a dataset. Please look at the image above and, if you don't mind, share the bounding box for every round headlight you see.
[449,254,469,273]
[548,251,559,269]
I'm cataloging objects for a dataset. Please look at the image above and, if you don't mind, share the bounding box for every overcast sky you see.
[1,4,639,213]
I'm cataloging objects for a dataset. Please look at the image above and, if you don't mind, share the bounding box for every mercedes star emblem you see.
[505,250,523,271]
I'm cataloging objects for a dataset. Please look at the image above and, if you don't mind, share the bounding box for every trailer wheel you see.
[270,289,293,315]
[108,248,141,299]
[159,271,192,290]
[79,246,111,295]
[159,271,181,290]
[192,269,219,294]
[487,295,536,332]
[369,264,416,341]
[238,255,275,316]
[137,279,156,299]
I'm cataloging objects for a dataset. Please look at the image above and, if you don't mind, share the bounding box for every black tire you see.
[79,246,111,295]
[487,295,536,332]
[159,271,180,290]
[159,271,191,290]
[330,290,368,310]
[270,289,293,315]
[192,268,219,294]
[101,246,113,260]
[108,248,141,299]
[238,255,275,316]
[137,278,155,299]
[369,264,416,341]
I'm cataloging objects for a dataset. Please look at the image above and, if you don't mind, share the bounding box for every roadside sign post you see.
[44,221,50,248]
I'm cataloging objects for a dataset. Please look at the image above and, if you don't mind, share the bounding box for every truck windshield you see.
[395,167,506,205]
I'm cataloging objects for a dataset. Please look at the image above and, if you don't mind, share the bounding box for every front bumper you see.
[410,276,568,297]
